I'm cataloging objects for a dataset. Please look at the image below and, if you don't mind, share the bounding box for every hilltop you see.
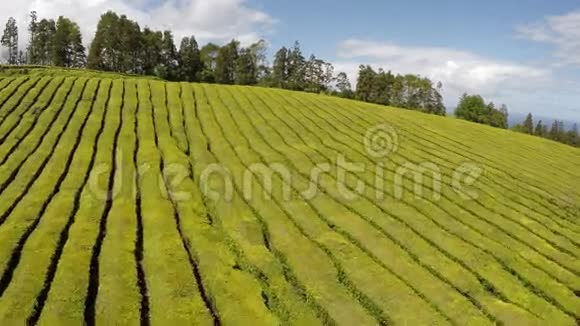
[0,68,578,325]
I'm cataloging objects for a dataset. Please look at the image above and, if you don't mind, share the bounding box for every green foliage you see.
[267,42,334,93]
[334,71,354,99]
[3,8,576,148]
[87,12,172,77]
[25,12,83,68]
[159,30,179,80]
[455,94,508,127]
[235,48,257,85]
[271,46,288,88]
[141,28,163,75]
[51,17,85,68]
[27,11,38,63]
[512,115,579,148]
[215,40,239,84]
[286,41,306,90]
[455,94,486,122]
[547,120,579,147]
[235,40,268,86]
[303,54,334,93]
[549,120,565,142]
[355,65,377,102]
[1,10,454,120]
[534,120,547,137]
[88,12,143,73]
[199,43,220,83]
[356,65,446,116]
[1,17,19,65]
[523,113,534,135]
[30,18,56,65]
[177,36,202,82]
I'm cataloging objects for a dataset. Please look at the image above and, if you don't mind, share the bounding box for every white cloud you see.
[0,0,275,47]
[516,10,580,66]
[333,39,552,111]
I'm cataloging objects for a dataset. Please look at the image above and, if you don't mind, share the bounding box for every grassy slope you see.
[0,68,577,325]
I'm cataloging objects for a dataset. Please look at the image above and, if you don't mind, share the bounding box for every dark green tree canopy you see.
[215,39,239,84]
[523,113,534,135]
[178,36,202,82]
[356,65,446,116]
[455,94,508,127]
[52,16,85,68]
[271,47,289,88]
[33,18,57,65]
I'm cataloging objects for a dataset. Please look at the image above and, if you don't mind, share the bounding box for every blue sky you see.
[254,0,580,122]
[257,0,578,60]
[1,0,579,122]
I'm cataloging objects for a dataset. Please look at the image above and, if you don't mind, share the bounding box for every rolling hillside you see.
[0,69,578,325]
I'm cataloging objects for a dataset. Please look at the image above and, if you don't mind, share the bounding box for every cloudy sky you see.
[1,0,579,121]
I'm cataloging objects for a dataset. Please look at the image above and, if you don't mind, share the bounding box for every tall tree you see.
[334,71,353,98]
[178,36,202,82]
[271,46,289,87]
[88,11,121,71]
[89,11,147,73]
[118,15,142,73]
[286,41,306,90]
[249,40,269,81]
[370,68,396,107]
[199,42,220,83]
[27,11,38,64]
[355,65,377,102]
[523,113,534,135]
[1,17,19,65]
[455,94,488,122]
[235,47,257,85]
[428,81,446,116]
[35,19,56,65]
[303,54,334,93]
[52,16,85,67]
[18,51,25,64]
[549,120,562,141]
[157,30,178,79]
[372,69,395,105]
[499,104,509,128]
[141,28,163,75]
[235,39,268,85]
[454,94,505,125]
[534,120,545,137]
[484,102,506,128]
[215,40,238,84]
[415,77,445,116]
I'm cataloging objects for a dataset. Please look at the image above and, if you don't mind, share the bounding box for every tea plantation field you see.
[0,69,578,325]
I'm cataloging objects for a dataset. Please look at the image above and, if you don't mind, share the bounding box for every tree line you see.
[454,94,509,129]
[20,11,340,94]
[452,93,579,147]
[513,113,579,147]
[354,65,446,115]
[1,11,450,115]
[1,10,578,146]
[2,12,85,67]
